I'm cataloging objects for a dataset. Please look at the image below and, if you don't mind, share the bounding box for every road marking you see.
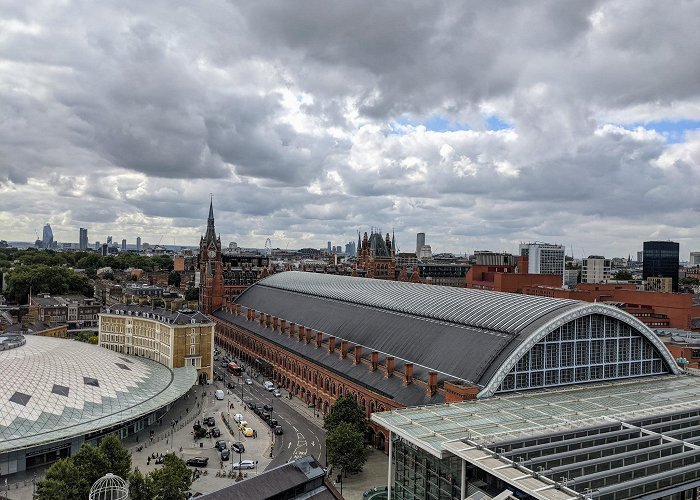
[287,442,291,449]
[311,441,314,447]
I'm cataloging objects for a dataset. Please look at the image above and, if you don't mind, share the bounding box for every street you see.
[212,363,326,470]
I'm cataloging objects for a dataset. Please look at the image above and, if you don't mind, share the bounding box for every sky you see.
[1,1,699,259]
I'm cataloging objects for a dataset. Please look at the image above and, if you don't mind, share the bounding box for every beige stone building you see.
[647,276,674,293]
[99,305,214,383]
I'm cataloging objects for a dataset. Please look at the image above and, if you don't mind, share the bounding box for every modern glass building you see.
[643,241,680,292]
[0,335,196,476]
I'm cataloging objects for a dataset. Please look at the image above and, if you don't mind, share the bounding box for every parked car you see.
[215,374,224,382]
[231,442,245,454]
[238,420,248,429]
[220,361,228,368]
[241,427,254,437]
[233,413,245,423]
[227,382,236,390]
[186,457,209,467]
[263,381,275,391]
[231,460,256,470]
[211,427,221,438]
[245,378,253,385]
[272,389,282,397]
[268,418,278,428]
[220,449,230,461]
[204,416,216,427]
[246,400,257,410]
[261,411,271,422]
[274,425,284,435]
[263,403,273,411]
[254,404,264,414]
[215,440,227,451]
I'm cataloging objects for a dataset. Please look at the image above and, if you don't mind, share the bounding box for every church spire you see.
[204,196,217,245]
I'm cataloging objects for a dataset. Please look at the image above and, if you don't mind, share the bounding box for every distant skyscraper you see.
[690,252,700,266]
[107,236,113,246]
[327,241,332,253]
[136,236,141,252]
[101,243,108,257]
[121,239,127,251]
[42,224,54,249]
[416,233,425,255]
[79,228,88,251]
[637,251,644,263]
[643,241,679,292]
[581,255,612,283]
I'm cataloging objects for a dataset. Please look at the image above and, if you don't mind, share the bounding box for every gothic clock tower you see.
[199,198,224,314]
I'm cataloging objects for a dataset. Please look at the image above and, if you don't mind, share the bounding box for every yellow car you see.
[238,421,248,430]
[241,427,254,437]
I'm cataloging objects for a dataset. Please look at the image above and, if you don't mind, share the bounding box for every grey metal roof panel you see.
[215,309,444,407]
[255,272,579,335]
[231,272,584,386]
[231,285,511,385]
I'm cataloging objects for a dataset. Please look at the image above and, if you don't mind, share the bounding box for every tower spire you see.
[204,197,217,245]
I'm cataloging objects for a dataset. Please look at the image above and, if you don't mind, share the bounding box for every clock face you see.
[208,250,216,258]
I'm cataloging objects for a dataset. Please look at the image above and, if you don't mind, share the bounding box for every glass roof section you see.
[0,336,196,454]
[258,272,580,335]
[372,374,700,458]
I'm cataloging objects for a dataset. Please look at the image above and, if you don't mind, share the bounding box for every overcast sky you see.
[1,1,699,258]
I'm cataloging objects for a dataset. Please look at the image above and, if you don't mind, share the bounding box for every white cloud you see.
[1,0,699,258]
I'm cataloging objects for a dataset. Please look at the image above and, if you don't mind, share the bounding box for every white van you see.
[215,389,224,400]
[263,381,275,391]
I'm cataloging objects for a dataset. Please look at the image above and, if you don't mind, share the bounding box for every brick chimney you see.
[328,336,336,353]
[404,363,414,385]
[305,328,312,344]
[272,316,279,330]
[259,312,265,325]
[340,340,349,359]
[265,314,272,327]
[427,371,438,396]
[385,357,394,378]
[316,331,323,348]
[248,308,255,321]
[298,326,305,342]
[288,322,295,338]
[371,351,378,371]
[353,345,362,365]
[280,319,286,334]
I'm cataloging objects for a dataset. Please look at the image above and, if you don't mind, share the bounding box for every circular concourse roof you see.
[0,336,196,454]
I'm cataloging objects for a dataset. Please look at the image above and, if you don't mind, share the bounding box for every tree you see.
[323,394,366,434]
[326,423,368,477]
[73,443,111,497]
[185,287,199,301]
[5,264,93,304]
[129,469,154,500]
[168,271,182,287]
[99,434,132,479]
[149,453,192,500]
[612,269,634,280]
[37,458,86,500]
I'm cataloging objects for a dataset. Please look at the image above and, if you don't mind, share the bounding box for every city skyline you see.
[1,2,700,257]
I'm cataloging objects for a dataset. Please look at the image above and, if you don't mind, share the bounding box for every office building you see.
[474,251,517,266]
[637,250,644,263]
[345,241,356,257]
[42,224,54,249]
[121,239,126,251]
[563,268,579,289]
[416,232,425,255]
[106,235,112,246]
[30,294,101,329]
[99,304,215,384]
[418,244,432,260]
[690,252,700,266]
[101,243,108,256]
[647,276,673,293]
[643,241,679,292]
[581,255,612,283]
[79,228,88,251]
[519,242,565,276]
[136,236,141,252]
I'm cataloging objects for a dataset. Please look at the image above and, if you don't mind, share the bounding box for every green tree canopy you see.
[73,443,111,496]
[99,434,132,479]
[5,264,93,303]
[323,394,367,434]
[185,287,199,301]
[129,468,154,500]
[326,423,368,476]
[149,453,193,500]
[612,269,634,280]
[168,271,182,287]
[37,458,86,500]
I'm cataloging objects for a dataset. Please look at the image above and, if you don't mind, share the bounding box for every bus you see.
[227,362,242,376]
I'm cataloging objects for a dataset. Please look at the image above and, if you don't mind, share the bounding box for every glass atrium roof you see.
[0,335,196,454]
[372,374,700,458]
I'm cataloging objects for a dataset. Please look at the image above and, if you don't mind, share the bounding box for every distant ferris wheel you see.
[264,238,272,256]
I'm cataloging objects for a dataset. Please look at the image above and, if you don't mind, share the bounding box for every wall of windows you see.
[497,314,668,393]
